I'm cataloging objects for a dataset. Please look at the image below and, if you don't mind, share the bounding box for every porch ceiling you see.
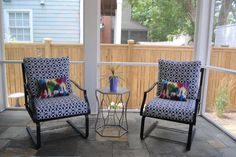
[101,0,117,16]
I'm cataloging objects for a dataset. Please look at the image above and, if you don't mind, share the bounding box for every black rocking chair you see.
[140,59,204,151]
[22,57,90,149]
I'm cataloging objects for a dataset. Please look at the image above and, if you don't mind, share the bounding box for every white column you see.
[0,0,6,111]
[84,0,100,114]
[194,0,214,65]
[194,0,214,115]
[114,0,123,44]
[80,0,84,43]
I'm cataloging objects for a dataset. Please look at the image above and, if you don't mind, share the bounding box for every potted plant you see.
[109,65,119,92]
[101,65,125,92]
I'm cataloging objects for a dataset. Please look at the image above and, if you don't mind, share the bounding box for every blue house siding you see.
[3,0,80,43]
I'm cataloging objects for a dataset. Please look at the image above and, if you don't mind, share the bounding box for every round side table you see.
[8,92,24,107]
[95,87,130,137]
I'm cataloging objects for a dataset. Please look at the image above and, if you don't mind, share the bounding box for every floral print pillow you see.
[37,77,69,98]
[159,80,188,101]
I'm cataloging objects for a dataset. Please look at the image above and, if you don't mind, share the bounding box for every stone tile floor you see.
[205,112,236,137]
[0,110,235,157]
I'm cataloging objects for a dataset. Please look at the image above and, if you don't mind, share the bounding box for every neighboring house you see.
[100,0,148,44]
[215,24,236,47]
[116,1,148,43]
[3,0,82,43]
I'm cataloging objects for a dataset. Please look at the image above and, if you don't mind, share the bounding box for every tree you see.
[128,0,196,41]
[128,0,236,41]
[215,0,236,26]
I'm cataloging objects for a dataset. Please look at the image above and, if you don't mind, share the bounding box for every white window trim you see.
[4,9,33,43]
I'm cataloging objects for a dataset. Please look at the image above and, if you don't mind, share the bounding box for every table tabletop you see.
[96,87,130,95]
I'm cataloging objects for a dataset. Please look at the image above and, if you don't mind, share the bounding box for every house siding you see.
[3,0,80,43]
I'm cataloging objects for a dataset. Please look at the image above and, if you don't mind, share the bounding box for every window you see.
[4,10,33,42]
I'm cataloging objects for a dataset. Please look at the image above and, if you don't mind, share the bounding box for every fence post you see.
[44,38,52,57]
[128,39,134,54]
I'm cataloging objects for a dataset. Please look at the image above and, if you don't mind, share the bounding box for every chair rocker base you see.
[26,115,89,149]
[26,123,41,149]
[140,116,196,151]
[66,115,89,139]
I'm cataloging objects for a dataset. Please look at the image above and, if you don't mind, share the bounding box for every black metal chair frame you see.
[140,68,204,151]
[22,63,90,149]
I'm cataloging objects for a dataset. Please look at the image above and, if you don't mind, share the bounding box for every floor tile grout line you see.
[144,139,151,157]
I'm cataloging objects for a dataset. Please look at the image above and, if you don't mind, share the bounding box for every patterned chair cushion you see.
[23,57,72,97]
[157,60,201,100]
[33,94,89,120]
[143,97,196,123]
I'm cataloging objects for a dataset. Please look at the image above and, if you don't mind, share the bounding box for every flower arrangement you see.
[108,102,123,110]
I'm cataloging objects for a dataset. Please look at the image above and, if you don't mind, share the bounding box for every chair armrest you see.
[70,80,86,92]
[70,80,90,107]
[140,81,159,115]
[196,68,205,113]
[23,83,39,121]
[23,83,34,104]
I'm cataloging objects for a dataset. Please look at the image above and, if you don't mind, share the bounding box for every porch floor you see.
[0,110,235,157]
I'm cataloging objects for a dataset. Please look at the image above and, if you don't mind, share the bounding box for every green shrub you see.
[214,78,234,117]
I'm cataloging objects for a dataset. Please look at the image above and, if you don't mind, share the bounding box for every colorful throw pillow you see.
[37,77,69,98]
[159,80,188,101]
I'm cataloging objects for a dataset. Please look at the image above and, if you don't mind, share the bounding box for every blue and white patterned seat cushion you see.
[157,60,201,100]
[23,57,72,97]
[143,97,196,123]
[33,94,89,120]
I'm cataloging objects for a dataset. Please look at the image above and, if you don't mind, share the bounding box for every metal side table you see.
[95,87,130,137]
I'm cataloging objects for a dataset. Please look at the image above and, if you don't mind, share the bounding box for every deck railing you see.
[4,39,236,111]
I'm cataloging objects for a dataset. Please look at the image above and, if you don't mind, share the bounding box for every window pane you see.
[16,19,22,26]
[17,35,23,41]
[23,28,30,36]
[9,28,16,40]
[121,30,128,44]
[10,28,16,35]
[23,13,29,19]
[130,31,148,42]
[205,0,236,139]
[9,19,15,27]
[205,70,236,137]
[23,20,29,26]
[23,28,30,41]
[24,35,30,41]
[17,28,23,36]
[16,13,23,19]
[9,13,15,19]
[210,0,236,70]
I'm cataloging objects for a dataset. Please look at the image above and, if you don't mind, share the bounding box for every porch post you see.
[84,0,100,114]
[194,0,214,114]
[194,0,214,64]
[114,0,123,44]
[80,0,84,43]
[0,0,6,111]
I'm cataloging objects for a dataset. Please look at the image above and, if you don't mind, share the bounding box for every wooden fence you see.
[4,39,236,111]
